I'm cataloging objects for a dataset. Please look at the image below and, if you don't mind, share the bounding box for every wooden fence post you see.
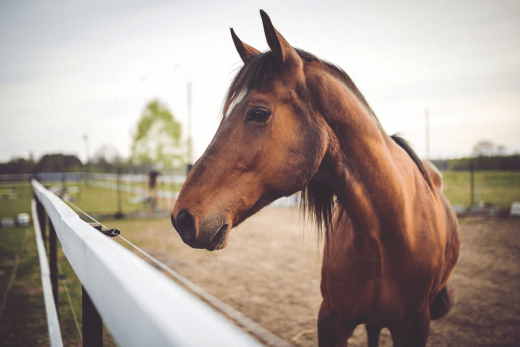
[470,159,475,207]
[115,167,123,219]
[82,286,103,347]
[35,194,47,247]
[49,218,58,312]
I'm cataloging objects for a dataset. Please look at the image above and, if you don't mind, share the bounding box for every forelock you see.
[222,51,281,118]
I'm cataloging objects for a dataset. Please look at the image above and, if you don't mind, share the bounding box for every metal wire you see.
[63,194,291,347]
[64,199,187,286]
[117,235,195,288]
[64,199,108,229]
[57,262,83,342]
[65,199,187,289]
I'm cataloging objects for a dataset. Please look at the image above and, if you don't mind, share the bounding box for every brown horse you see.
[172,10,460,347]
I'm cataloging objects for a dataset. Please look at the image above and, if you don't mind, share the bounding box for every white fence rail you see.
[32,179,262,346]
[31,199,63,347]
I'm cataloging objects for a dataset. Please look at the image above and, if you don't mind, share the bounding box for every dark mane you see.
[300,180,336,239]
[390,135,433,190]
[223,48,432,237]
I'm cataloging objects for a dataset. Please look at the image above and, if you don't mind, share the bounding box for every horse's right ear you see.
[260,10,302,71]
[231,28,260,64]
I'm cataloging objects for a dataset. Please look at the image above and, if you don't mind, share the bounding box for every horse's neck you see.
[317,76,424,241]
[328,136,410,239]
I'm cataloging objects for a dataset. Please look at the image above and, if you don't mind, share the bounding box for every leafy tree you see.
[34,154,83,173]
[0,157,35,174]
[131,100,186,171]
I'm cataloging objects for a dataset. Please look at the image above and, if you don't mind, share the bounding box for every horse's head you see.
[172,11,330,250]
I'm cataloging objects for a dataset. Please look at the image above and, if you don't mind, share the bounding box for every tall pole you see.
[470,159,475,207]
[425,109,430,161]
[187,82,193,164]
[84,134,90,187]
[83,134,89,165]
[115,167,123,219]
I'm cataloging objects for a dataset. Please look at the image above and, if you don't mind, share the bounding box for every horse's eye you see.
[247,107,271,123]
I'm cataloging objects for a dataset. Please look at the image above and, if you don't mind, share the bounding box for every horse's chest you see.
[321,227,439,323]
[321,230,378,304]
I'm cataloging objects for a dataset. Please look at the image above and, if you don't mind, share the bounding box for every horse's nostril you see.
[170,213,177,229]
[174,210,196,241]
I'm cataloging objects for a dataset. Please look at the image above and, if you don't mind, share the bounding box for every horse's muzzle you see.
[171,210,230,251]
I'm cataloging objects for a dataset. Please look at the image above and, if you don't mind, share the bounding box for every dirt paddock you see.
[117,208,520,346]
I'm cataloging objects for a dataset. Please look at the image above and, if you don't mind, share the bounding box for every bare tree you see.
[473,140,495,156]
[93,144,121,164]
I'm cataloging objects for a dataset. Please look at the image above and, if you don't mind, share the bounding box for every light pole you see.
[174,64,194,170]
[425,109,430,161]
[187,82,193,165]
[83,134,89,165]
[83,134,90,186]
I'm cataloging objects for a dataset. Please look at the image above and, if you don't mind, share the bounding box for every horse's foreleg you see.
[365,323,382,347]
[318,302,354,347]
[388,309,430,347]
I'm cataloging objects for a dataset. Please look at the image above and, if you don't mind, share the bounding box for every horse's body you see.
[172,11,459,346]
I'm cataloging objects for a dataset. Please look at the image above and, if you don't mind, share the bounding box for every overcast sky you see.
[1,0,519,164]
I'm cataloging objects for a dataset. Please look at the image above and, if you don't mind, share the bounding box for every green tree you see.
[34,154,83,173]
[131,100,186,171]
[0,157,35,174]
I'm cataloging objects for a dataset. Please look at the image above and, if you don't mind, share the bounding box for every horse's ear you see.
[231,28,260,64]
[260,10,301,68]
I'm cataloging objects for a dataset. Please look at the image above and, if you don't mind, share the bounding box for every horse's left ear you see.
[231,28,261,64]
[260,10,302,69]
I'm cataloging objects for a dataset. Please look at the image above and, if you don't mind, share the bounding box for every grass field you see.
[0,226,48,345]
[0,183,33,221]
[0,224,116,346]
[71,184,144,215]
[0,181,164,219]
[442,171,520,207]
[0,182,117,346]
[69,181,180,215]
[108,179,184,192]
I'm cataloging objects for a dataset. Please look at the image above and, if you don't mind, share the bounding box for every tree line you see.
[2,99,518,175]
[431,155,520,171]
[2,153,519,175]
[0,153,181,175]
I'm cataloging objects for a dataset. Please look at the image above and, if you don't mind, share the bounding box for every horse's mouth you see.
[206,224,230,251]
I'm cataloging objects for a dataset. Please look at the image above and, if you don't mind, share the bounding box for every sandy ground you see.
[118,208,520,346]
